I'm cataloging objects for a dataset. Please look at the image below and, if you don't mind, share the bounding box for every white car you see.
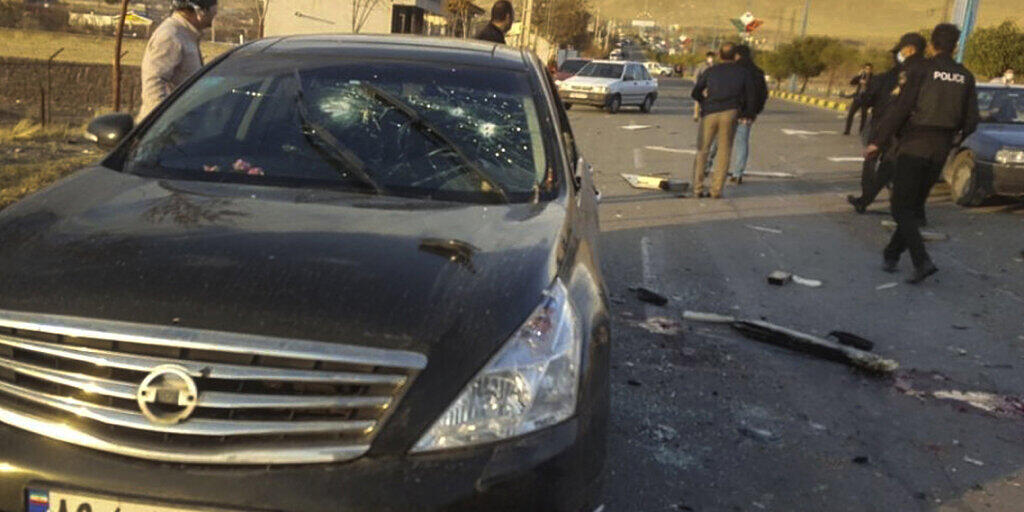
[644,61,673,77]
[557,60,659,114]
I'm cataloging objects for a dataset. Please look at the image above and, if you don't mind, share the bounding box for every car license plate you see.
[569,93,588,99]
[29,489,216,512]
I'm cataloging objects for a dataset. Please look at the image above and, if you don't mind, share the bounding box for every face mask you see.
[707,58,713,65]
[896,52,906,64]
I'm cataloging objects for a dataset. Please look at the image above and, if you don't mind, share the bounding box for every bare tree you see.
[249,0,271,38]
[112,0,130,110]
[352,0,385,33]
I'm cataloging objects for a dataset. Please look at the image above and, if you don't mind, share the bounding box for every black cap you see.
[891,32,926,54]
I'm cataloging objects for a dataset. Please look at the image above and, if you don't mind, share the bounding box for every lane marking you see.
[646,146,697,154]
[640,235,659,317]
[621,125,653,130]
[828,156,865,162]
[745,171,796,178]
[633,148,645,170]
[781,128,839,137]
[746,225,783,234]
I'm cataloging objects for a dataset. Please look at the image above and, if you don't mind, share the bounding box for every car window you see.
[978,88,1024,124]
[559,59,588,74]
[122,58,558,203]
[623,65,636,81]
[577,62,625,79]
[640,67,653,81]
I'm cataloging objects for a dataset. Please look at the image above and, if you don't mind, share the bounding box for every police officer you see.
[847,33,926,213]
[866,24,980,284]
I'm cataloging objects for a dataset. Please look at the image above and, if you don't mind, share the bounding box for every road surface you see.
[580,78,1024,511]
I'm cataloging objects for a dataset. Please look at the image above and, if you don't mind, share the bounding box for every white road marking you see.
[746,225,783,234]
[781,128,838,136]
[745,171,796,178]
[633,148,645,170]
[621,125,653,130]
[640,235,659,317]
[645,146,697,154]
[828,156,865,162]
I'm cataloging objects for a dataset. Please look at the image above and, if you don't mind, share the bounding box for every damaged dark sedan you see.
[0,36,609,512]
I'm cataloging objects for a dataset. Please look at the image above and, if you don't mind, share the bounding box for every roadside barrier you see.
[769,90,850,112]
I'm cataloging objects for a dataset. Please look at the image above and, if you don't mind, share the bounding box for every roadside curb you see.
[769,90,850,112]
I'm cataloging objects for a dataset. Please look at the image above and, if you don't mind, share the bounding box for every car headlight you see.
[593,85,609,93]
[411,279,582,453]
[995,148,1024,165]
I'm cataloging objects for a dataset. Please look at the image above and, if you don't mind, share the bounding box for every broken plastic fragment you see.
[203,164,219,173]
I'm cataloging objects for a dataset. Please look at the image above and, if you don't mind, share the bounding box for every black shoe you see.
[736,176,743,184]
[882,259,899,273]
[847,195,866,214]
[728,176,738,184]
[905,262,938,284]
[843,131,851,136]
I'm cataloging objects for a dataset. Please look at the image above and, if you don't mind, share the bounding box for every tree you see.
[757,50,791,89]
[352,0,385,34]
[819,40,857,97]
[445,0,475,38]
[773,36,837,93]
[964,20,1024,79]
[533,0,592,49]
[247,0,270,38]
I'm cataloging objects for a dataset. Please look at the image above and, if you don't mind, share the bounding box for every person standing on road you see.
[474,1,514,45]
[848,33,926,214]
[727,44,768,184]
[692,52,715,122]
[138,0,217,119]
[691,43,756,198]
[844,63,874,135]
[866,24,980,284]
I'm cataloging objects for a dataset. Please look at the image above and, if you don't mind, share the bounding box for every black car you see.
[943,84,1024,205]
[0,36,609,512]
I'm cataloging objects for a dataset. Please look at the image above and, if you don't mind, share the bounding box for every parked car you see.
[0,35,609,512]
[643,61,673,77]
[554,57,591,84]
[557,60,659,114]
[942,84,1024,205]
[608,48,624,60]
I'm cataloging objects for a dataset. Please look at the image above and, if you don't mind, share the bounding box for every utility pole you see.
[800,0,810,37]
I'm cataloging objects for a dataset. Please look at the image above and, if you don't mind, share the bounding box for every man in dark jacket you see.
[691,43,757,198]
[474,1,513,44]
[866,24,980,284]
[844,63,874,135]
[847,33,926,213]
[728,44,768,183]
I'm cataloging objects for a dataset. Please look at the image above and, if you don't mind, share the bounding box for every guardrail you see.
[769,90,850,112]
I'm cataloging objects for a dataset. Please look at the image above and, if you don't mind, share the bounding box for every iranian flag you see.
[731,12,763,33]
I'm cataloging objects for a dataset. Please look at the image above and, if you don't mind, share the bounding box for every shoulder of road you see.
[770,90,850,112]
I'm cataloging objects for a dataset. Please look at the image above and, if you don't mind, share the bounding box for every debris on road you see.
[766,271,822,287]
[683,311,899,374]
[933,390,1024,416]
[745,171,796,178]
[747,225,783,234]
[644,145,697,154]
[639,317,682,335]
[738,426,775,441]
[792,275,823,288]
[767,271,793,285]
[881,219,948,241]
[829,331,875,351]
[828,156,866,162]
[620,124,654,131]
[876,282,899,290]
[852,455,870,464]
[632,286,669,305]
[963,456,985,467]
[620,173,689,192]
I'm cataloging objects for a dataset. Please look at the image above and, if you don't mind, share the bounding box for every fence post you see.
[46,48,64,127]
[39,86,46,127]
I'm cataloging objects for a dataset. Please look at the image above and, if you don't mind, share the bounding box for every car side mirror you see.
[86,113,134,150]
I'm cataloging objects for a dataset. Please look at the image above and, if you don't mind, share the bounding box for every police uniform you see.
[870,52,980,281]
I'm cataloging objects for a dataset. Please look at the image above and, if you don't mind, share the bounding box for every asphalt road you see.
[576,78,1024,512]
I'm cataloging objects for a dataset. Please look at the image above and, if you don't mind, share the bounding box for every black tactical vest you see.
[909,55,973,130]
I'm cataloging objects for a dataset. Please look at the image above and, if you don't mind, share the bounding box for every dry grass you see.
[0,119,83,144]
[0,153,95,210]
[0,27,231,66]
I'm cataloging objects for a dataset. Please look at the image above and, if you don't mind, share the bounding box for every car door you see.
[622,64,639,104]
[639,66,657,98]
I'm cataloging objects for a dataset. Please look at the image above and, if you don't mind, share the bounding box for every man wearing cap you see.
[847,32,926,214]
[866,24,980,284]
[139,0,218,119]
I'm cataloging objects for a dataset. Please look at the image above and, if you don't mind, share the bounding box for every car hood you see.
[563,76,619,87]
[976,123,1024,148]
[0,167,567,357]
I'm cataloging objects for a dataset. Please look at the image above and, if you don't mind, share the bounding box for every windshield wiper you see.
[292,71,384,194]
[356,82,510,203]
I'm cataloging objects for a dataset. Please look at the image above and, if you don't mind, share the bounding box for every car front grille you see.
[0,309,426,465]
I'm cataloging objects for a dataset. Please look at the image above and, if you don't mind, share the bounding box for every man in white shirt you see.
[138,0,218,119]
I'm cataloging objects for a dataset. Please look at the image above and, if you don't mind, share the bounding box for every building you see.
[265,0,455,37]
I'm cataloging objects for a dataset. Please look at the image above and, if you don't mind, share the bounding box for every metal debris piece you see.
[876,282,899,290]
[932,390,1024,416]
[829,331,875,351]
[620,173,689,192]
[767,271,792,286]
[634,287,669,305]
[684,311,898,373]
[747,225,783,234]
[963,456,985,467]
[639,317,682,335]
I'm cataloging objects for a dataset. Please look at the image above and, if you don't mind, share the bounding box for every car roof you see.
[978,83,1024,90]
[234,35,532,72]
[589,60,633,65]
